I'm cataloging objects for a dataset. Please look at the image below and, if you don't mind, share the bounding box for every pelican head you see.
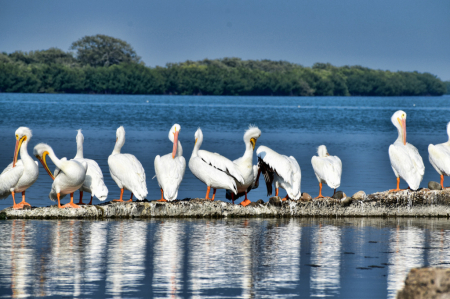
[169,124,181,159]
[13,127,32,167]
[194,128,203,146]
[391,110,407,145]
[447,122,450,141]
[76,129,84,145]
[33,143,55,180]
[244,125,261,151]
[317,145,330,157]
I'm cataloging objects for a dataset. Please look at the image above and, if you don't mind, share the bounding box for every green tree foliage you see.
[445,81,450,94]
[0,45,446,96]
[70,34,141,67]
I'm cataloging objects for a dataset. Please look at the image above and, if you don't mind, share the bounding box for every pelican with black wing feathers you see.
[429,122,450,188]
[226,126,261,206]
[388,110,425,191]
[73,130,108,205]
[0,127,39,209]
[256,146,301,200]
[154,124,186,201]
[34,143,87,208]
[311,145,342,198]
[108,126,148,202]
[189,128,244,200]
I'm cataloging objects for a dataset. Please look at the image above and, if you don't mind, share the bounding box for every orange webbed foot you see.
[16,202,31,209]
[62,202,81,209]
[240,199,251,207]
[157,198,167,202]
[12,204,23,210]
[113,199,124,202]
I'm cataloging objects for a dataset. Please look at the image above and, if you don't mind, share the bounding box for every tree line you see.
[0,34,447,96]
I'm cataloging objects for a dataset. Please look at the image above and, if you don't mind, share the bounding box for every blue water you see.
[1,94,450,208]
[1,93,450,298]
[1,218,450,298]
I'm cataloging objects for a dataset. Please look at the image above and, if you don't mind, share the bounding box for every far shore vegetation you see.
[1,34,448,96]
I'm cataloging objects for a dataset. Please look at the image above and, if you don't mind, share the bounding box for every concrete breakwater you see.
[2,189,450,219]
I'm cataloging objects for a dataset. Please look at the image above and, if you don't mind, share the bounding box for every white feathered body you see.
[428,142,450,177]
[311,155,342,189]
[50,158,88,201]
[108,153,148,200]
[0,159,39,200]
[73,157,108,201]
[389,140,425,190]
[257,146,301,200]
[155,152,186,201]
[189,149,242,194]
[232,155,256,194]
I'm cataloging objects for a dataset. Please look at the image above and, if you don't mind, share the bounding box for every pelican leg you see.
[16,191,31,209]
[441,175,445,189]
[57,193,63,208]
[113,188,125,202]
[314,182,325,199]
[63,193,81,208]
[205,186,211,200]
[77,191,86,205]
[88,196,93,205]
[389,177,406,192]
[231,192,235,205]
[157,189,167,202]
[333,189,336,196]
[240,191,251,207]
[127,193,133,202]
[11,191,22,210]
[211,189,216,201]
[275,188,279,197]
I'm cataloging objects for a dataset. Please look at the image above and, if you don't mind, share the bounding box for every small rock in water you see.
[269,196,282,207]
[428,181,442,190]
[301,192,312,201]
[352,191,366,201]
[332,191,346,200]
[256,199,265,205]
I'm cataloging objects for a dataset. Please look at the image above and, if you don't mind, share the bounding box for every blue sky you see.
[1,0,449,80]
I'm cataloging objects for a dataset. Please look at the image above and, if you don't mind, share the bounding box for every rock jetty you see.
[2,189,450,219]
[397,267,450,299]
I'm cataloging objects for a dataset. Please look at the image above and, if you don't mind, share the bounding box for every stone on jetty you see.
[352,191,366,201]
[301,192,312,201]
[429,181,443,191]
[332,191,346,200]
[397,267,450,299]
[3,189,450,219]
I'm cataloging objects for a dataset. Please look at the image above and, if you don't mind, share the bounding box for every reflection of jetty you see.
[3,189,450,219]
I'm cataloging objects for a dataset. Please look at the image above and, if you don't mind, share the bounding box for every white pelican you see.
[33,143,87,208]
[0,127,39,209]
[388,110,425,191]
[311,145,342,198]
[256,145,301,200]
[189,128,244,200]
[108,126,148,202]
[154,124,186,201]
[428,122,450,188]
[226,126,261,206]
[73,130,108,205]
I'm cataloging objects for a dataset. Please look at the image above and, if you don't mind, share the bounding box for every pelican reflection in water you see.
[387,223,425,299]
[310,224,341,297]
[106,221,147,297]
[152,220,184,298]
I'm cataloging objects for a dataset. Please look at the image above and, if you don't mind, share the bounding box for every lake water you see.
[1,93,450,298]
[1,93,450,207]
[2,218,450,298]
